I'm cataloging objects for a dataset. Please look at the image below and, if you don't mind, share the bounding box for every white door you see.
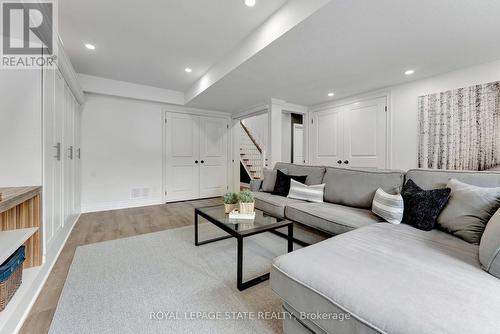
[165,112,200,201]
[63,85,75,226]
[199,117,228,197]
[42,67,55,248]
[52,70,65,237]
[343,97,387,168]
[311,107,344,166]
[293,124,304,164]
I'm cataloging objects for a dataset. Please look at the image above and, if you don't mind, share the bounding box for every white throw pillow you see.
[287,179,325,203]
[372,188,404,224]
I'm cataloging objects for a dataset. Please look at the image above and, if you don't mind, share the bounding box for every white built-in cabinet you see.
[310,96,388,169]
[42,66,81,254]
[164,112,229,202]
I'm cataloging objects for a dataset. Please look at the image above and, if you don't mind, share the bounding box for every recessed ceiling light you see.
[185,67,192,73]
[85,43,95,50]
[404,69,415,75]
[244,0,256,7]
[328,92,335,97]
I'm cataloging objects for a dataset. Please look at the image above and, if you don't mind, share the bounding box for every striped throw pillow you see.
[372,188,404,224]
[287,179,325,203]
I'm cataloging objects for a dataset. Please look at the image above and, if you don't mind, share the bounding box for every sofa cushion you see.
[274,162,326,185]
[438,179,500,244]
[252,191,305,218]
[371,188,404,224]
[323,167,405,209]
[285,202,382,235]
[287,179,325,203]
[480,209,500,279]
[405,169,500,190]
[401,179,451,231]
[262,168,288,192]
[271,223,500,334]
[272,170,307,197]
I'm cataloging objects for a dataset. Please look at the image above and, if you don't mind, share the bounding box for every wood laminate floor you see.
[19,197,222,334]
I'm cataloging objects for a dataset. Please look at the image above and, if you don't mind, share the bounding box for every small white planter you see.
[239,202,255,214]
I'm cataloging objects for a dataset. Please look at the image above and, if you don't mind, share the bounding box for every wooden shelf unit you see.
[0,187,42,268]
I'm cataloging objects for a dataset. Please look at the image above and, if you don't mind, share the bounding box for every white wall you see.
[391,59,500,171]
[0,70,42,186]
[281,113,291,163]
[309,59,500,171]
[81,94,164,212]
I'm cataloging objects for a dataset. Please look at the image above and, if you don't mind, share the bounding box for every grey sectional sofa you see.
[250,162,405,238]
[250,163,500,334]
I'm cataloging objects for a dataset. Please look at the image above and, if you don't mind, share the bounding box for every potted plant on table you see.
[238,190,255,214]
[223,192,238,214]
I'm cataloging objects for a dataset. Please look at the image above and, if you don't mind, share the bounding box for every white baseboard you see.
[81,198,163,213]
[0,213,80,334]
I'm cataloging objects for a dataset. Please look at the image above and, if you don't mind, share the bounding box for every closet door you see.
[310,107,344,166]
[165,112,200,201]
[52,70,65,237]
[74,103,81,215]
[199,117,228,198]
[63,85,75,226]
[343,97,387,168]
[42,67,56,248]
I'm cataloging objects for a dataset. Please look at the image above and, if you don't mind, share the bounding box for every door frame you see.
[308,90,392,168]
[162,109,232,203]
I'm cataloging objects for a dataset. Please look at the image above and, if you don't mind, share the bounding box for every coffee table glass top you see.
[196,205,290,235]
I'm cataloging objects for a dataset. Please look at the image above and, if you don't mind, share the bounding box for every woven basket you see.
[224,203,237,214]
[0,264,23,312]
[239,202,255,214]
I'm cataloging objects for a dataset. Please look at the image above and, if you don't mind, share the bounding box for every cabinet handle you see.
[54,142,61,161]
[344,160,349,165]
[77,148,81,159]
[337,160,342,164]
[195,160,199,164]
[201,160,205,164]
[68,146,74,160]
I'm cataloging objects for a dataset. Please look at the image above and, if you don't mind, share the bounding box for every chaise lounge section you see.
[252,163,500,333]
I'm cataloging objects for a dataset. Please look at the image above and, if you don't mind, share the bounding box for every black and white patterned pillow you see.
[401,179,451,231]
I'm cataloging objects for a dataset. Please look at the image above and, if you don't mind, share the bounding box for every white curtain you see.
[418,81,500,171]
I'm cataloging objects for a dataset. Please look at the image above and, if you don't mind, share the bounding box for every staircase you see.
[240,121,264,180]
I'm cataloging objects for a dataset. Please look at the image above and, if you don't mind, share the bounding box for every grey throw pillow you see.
[262,168,288,192]
[479,208,500,278]
[438,179,500,245]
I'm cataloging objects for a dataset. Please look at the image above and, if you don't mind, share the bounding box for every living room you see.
[1,0,500,333]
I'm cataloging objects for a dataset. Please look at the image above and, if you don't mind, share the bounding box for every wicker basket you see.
[0,265,22,311]
[0,246,25,312]
[224,203,237,214]
[239,202,255,214]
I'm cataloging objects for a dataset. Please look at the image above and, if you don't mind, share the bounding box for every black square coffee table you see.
[195,205,293,291]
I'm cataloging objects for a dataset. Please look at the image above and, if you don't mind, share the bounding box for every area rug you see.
[49,223,294,333]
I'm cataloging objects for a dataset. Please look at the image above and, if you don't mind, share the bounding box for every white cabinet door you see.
[63,85,75,227]
[42,67,55,248]
[52,70,65,237]
[165,112,200,201]
[311,107,344,166]
[199,117,228,197]
[343,97,387,168]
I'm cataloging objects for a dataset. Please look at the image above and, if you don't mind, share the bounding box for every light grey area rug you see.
[49,223,294,334]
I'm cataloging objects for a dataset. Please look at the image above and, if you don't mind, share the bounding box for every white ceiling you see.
[59,0,288,91]
[187,0,500,112]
